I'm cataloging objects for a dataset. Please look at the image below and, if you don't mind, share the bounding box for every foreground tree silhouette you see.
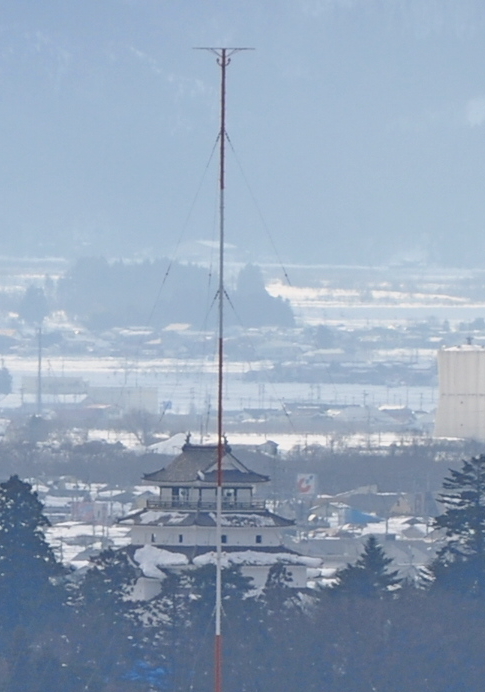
[432,454,485,596]
[0,476,79,692]
[144,563,261,692]
[68,548,142,691]
[332,535,401,598]
[0,475,64,638]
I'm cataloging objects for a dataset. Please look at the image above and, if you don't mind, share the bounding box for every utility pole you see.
[36,325,42,415]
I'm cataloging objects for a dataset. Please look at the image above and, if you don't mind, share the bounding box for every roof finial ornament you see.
[185,431,192,446]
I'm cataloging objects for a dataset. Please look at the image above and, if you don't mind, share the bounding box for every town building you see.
[120,435,320,598]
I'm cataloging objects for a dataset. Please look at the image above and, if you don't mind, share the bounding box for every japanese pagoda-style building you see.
[121,436,319,597]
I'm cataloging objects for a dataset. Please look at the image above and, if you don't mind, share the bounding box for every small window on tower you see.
[255,534,262,544]
[178,534,184,543]
[151,533,156,543]
[221,534,227,544]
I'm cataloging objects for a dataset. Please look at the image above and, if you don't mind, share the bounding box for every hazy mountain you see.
[0,0,484,266]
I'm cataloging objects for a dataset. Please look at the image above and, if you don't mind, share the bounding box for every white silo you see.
[435,345,485,440]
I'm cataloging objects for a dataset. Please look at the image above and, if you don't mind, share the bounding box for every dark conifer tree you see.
[189,563,259,692]
[262,562,301,614]
[145,563,261,692]
[143,569,193,690]
[0,475,63,638]
[18,285,49,324]
[332,535,401,598]
[432,454,485,595]
[70,548,142,691]
[255,563,317,692]
[0,476,79,691]
[232,264,295,328]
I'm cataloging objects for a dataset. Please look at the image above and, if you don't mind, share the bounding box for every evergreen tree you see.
[257,562,313,692]
[70,548,142,691]
[432,454,485,595]
[145,563,260,692]
[236,263,266,295]
[18,285,49,325]
[332,535,401,598]
[143,570,192,690]
[0,475,64,639]
[262,562,301,614]
[232,264,295,328]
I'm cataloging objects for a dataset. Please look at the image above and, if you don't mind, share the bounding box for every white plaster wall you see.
[130,524,283,547]
[435,347,485,440]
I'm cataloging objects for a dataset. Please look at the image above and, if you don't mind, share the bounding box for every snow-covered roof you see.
[134,545,189,578]
[121,508,293,528]
[125,510,190,525]
[209,512,293,528]
[193,550,321,568]
[131,544,321,576]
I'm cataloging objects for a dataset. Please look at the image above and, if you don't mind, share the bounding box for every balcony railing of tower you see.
[146,498,266,512]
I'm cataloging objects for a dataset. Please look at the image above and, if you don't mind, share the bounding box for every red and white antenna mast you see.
[195,46,252,692]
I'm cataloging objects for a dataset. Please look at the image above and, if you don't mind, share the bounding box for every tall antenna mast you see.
[195,46,252,692]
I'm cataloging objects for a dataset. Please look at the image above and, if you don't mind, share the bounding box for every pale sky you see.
[0,0,484,266]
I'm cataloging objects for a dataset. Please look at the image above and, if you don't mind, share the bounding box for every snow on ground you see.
[306,515,431,542]
[359,516,430,538]
[46,521,132,568]
[196,431,424,453]
[267,280,485,327]
[39,428,426,454]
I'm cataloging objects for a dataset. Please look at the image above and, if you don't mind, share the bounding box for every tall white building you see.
[435,345,485,440]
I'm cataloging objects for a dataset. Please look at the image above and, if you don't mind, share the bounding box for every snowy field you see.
[268,278,485,327]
